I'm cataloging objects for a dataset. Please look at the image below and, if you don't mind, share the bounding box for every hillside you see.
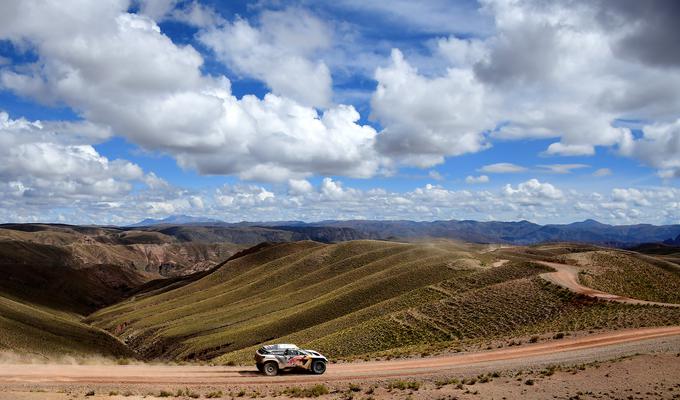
[87,240,680,364]
[556,250,680,303]
[0,241,136,359]
[0,293,132,361]
[0,224,244,278]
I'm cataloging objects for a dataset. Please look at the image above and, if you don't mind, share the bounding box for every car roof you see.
[262,344,299,350]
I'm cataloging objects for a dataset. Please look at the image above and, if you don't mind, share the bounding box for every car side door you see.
[284,349,303,367]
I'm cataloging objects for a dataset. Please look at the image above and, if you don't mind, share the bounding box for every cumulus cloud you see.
[619,119,680,179]
[0,111,190,225]
[215,184,275,209]
[503,179,564,205]
[371,49,492,168]
[199,7,332,108]
[138,0,223,27]
[287,178,313,195]
[0,111,147,200]
[479,163,526,174]
[367,0,680,175]
[596,0,680,69]
[0,1,381,182]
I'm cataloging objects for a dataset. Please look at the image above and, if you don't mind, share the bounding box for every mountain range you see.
[129,216,680,247]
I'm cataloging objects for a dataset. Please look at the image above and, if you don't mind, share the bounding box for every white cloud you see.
[503,179,564,204]
[288,178,313,195]
[619,119,680,179]
[537,164,589,174]
[593,168,612,177]
[0,111,148,200]
[371,49,493,168]
[479,163,526,174]
[611,188,651,207]
[465,175,489,184]
[199,8,332,108]
[366,0,680,175]
[138,0,223,27]
[0,1,381,182]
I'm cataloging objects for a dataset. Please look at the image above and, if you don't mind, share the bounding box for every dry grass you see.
[85,242,680,363]
[0,294,131,359]
[565,251,680,303]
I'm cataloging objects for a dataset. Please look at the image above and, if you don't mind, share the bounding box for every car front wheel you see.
[311,360,326,375]
[263,361,279,376]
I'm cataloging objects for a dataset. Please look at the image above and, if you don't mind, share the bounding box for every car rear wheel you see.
[263,361,278,376]
[311,360,326,375]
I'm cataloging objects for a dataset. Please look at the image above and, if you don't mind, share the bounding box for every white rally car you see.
[254,344,328,376]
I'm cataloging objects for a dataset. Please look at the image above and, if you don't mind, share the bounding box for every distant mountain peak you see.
[128,215,224,227]
[574,219,606,226]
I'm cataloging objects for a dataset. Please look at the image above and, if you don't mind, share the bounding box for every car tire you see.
[263,361,278,376]
[256,363,264,372]
[311,360,326,375]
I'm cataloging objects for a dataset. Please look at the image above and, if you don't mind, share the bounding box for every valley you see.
[0,223,679,398]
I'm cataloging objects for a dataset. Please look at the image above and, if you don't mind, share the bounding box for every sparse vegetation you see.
[387,380,421,390]
[572,251,680,303]
[282,384,330,397]
[2,237,678,366]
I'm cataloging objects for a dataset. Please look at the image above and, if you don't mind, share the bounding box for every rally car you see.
[254,344,327,376]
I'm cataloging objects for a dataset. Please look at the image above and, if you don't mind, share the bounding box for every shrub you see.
[282,385,329,398]
[387,380,420,390]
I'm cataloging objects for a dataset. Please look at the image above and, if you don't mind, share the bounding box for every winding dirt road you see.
[0,327,679,386]
[537,261,680,307]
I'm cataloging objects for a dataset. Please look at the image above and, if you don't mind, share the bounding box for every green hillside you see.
[0,293,132,360]
[0,240,137,360]
[87,240,680,363]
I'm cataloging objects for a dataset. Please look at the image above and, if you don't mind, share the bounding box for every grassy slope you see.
[0,240,137,359]
[561,250,680,303]
[88,240,485,360]
[89,240,680,364]
[0,293,132,359]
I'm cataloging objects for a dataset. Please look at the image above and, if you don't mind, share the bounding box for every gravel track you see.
[0,326,678,386]
[537,261,680,307]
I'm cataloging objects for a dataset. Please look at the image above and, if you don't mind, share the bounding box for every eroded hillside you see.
[87,240,680,364]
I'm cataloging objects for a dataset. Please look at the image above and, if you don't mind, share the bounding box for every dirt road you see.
[537,261,680,307]
[0,326,678,386]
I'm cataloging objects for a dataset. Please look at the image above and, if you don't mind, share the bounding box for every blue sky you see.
[0,0,679,225]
